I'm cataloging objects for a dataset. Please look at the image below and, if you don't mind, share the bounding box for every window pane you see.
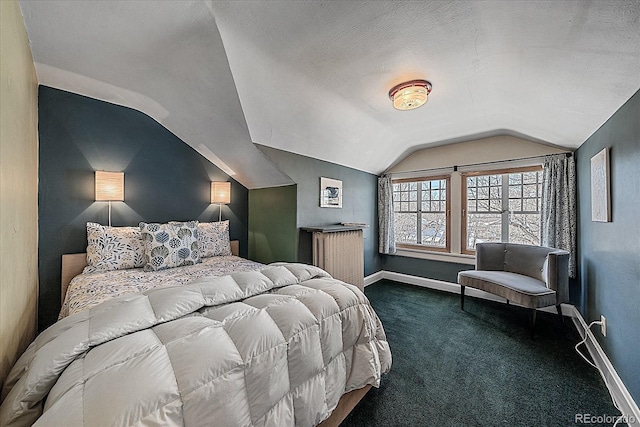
[523,184,538,198]
[509,185,522,198]
[409,201,417,211]
[509,174,522,185]
[522,198,537,212]
[509,213,540,245]
[490,186,500,199]
[394,213,417,244]
[466,213,502,250]
[523,172,538,184]
[490,175,501,186]
[421,213,446,248]
[489,199,502,212]
[477,189,489,201]
[509,199,522,212]
[476,199,490,212]
[430,201,440,212]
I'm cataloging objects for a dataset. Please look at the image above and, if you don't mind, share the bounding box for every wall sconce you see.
[211,181,231,221]
[95,170,124,227]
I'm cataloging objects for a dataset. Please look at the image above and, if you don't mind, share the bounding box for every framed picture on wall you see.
[591,147,611,222]
[320,177,342,208]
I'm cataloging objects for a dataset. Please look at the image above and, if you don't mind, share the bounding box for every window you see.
[393,176,450,251]
[463,167,542,252]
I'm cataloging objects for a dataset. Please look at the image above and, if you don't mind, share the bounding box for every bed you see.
[0,221,391,426]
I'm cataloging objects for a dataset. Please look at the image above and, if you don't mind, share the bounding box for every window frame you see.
[392,175,451,253]
[461,166,542,254]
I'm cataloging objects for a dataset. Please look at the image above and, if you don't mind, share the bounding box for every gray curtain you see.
[541,154,577,278]
[378,175,396,254]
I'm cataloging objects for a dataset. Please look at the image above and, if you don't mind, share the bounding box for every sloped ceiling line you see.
[20,0,294,189]
[19,0,640,185]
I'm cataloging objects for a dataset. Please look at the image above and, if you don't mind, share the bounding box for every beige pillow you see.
[198,220,232,257]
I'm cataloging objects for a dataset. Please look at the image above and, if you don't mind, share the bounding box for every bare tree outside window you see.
[463,168,542,252]
[393,177,450,251]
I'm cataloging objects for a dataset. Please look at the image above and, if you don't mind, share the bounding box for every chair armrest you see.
[545,250,570,303]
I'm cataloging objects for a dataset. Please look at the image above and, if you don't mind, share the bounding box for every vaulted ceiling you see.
[19,1,640,188]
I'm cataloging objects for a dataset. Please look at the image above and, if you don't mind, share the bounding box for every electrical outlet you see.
[600,315,607,337]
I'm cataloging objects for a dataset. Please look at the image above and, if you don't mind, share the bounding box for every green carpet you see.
[342,280,620,427]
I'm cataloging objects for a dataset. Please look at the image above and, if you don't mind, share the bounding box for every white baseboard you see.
[372,270,574,315]
[571,307,640,427]
[363,271,384,287]
[365,270,639,426]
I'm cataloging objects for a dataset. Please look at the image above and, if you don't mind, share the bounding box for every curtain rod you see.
[387,151,572,176]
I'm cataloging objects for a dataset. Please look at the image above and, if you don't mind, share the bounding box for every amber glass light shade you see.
[389,79,432,110]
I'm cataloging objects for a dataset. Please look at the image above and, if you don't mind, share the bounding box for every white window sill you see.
[393,248,476,265]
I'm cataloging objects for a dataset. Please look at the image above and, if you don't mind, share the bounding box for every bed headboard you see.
[61,240,240,303]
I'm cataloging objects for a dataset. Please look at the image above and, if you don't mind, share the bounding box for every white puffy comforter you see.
[0,264,391,426]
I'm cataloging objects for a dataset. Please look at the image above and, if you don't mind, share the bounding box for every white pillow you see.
[84,222,145,273]
[198,220,232,257]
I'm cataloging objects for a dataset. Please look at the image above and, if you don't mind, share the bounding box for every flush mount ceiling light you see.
[388,79,432,110]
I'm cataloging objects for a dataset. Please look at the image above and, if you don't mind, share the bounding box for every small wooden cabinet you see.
[302,226,365,290]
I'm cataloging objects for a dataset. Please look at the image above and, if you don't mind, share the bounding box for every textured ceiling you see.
[19,1,640,188]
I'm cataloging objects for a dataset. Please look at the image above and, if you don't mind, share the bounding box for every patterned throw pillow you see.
[198,220,232,257]
[139,221,201,272]
[84,222,145,273]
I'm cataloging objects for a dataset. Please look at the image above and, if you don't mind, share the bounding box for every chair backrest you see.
[504,244,554,282]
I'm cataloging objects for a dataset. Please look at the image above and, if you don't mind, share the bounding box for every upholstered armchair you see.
[457,243,570,336]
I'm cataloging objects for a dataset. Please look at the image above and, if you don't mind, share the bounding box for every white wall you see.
[0,0,39,389]
[388,135,566,174]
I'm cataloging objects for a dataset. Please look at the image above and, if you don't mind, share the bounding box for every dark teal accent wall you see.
[575,89,640,402]
[257,145,382,276]
[38,86,249,331]
[248,185,298,264]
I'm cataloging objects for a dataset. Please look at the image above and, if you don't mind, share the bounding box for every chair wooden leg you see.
[460,285,465,311]
[556,304,564,325]
[530,309,537,339]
